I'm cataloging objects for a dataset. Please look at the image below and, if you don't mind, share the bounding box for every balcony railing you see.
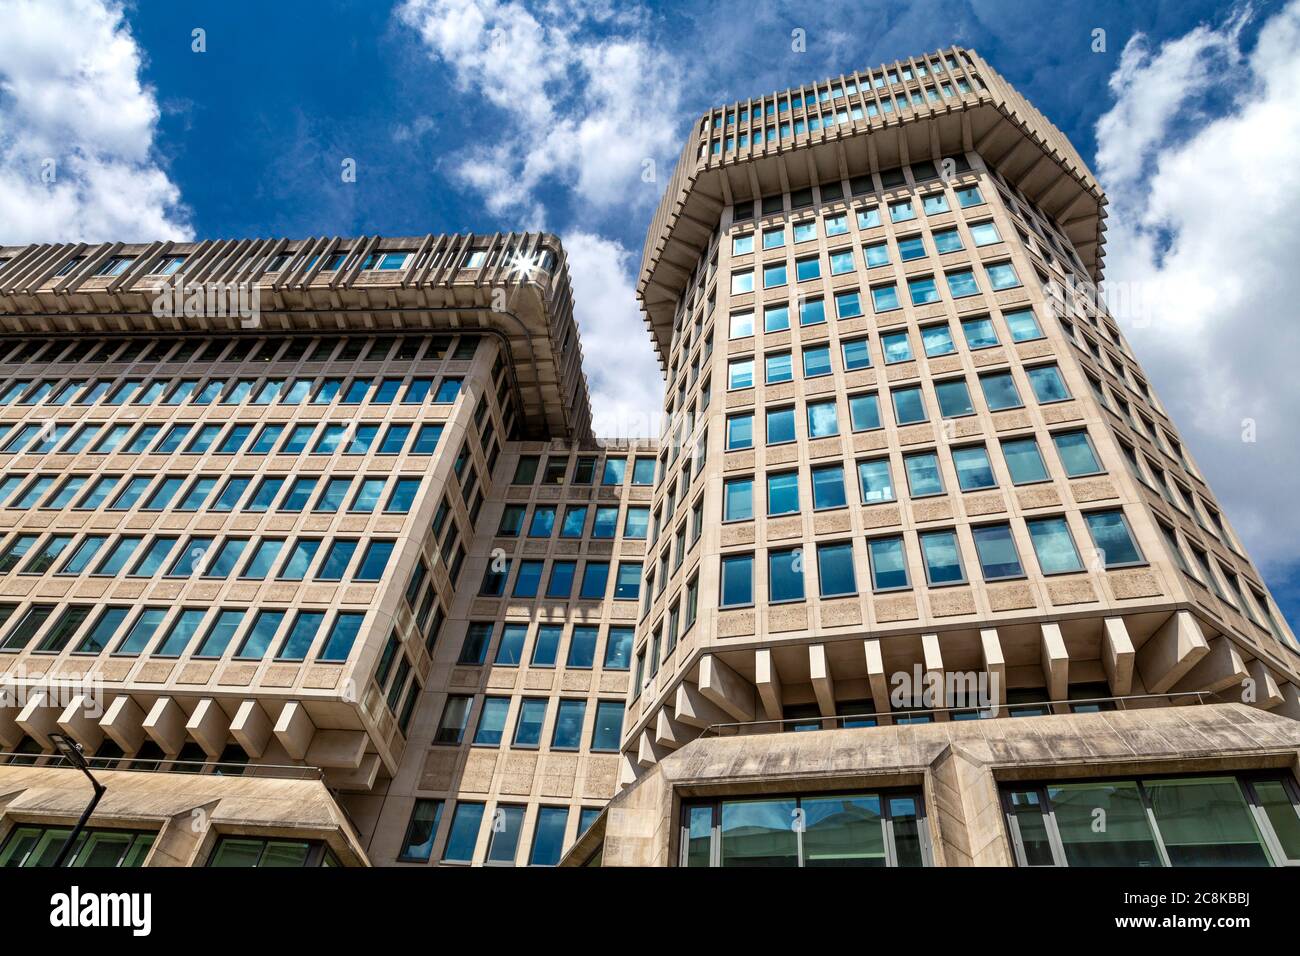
[698,691,1217,738]
[0,753,322,780]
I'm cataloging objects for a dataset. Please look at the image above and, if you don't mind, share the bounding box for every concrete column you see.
[1136,610,1209,694]
[864,639,891,723]
[1102,617,1135,696]
[921,633,947,719]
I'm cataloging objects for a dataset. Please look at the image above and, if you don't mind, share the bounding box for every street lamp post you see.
[48,732,107,869]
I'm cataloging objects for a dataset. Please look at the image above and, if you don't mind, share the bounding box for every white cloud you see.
[1095,0,1300,569]
[562,231,663,439]
[398,0,676,436]
[396,0,682,225]
[0,0,191,243]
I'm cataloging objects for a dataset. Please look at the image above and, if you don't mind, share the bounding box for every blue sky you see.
[1,0,1298,632]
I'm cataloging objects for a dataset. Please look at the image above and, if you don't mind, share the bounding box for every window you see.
[817,542,857,597]
[720,554,754,607]
[834,289,863,319]
[871,284,899,312]
[729,310,754,339]
[1053,430,1102,477]
[580,561,609,599]
[1001,437,1049,484]
[591,700,624,751]
[903,452,943,497]
[732,233,754,255]
[726,413,753,450]
[908,276,940,306]
[920,530,965,585]
[0,825,156,868]
[613,562,641,600]
[723,477,753,521]
[567,625,597,668]
[441,802,485,863]
[730,270,754,294]
[932,227,963,254]
[765,351,792,384]
[811,465,846,509]
[767,406,795,444]
[763,262,787,288]
[842,338,871,370]
[985,262,1020,290]
[762,227,785,249]
[891,387,927,425]
[935,378,974,418]
[1003,774,1300,867]
[632,458,656,485]
[802,346,831,378]
[849,393,881,432]
[1083,510,1144,567]
[768,548,805,602]
[513,698,547,747]
[889,200,915,223]
[979,371,1022,410]
[969,220,1001,246]
[972,523,1024,579]
[682,790,929,867]
[1027,365,1070,403]
[764,304,790,332]
[529,807,570,866]
[1003,308,1043,342]
[398,800,444,863]
[807,400,838,437]
[728,358,754,390]
[1026,516,1084,574]
[952,445,996,490]
[767,472,799,516]
[863,242,889,267]
[551,699,587,750]
[920,324,955,357]
[868,536,909,590]
[799,298,826,326]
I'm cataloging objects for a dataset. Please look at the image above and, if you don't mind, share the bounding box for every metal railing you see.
[699,691,1217,738]
[0,753,323,780]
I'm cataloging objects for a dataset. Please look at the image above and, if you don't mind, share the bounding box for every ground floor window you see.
[1003,773,1300,867]
[0,825,155,867]
[680,790,929,867]
[207,835,339,867]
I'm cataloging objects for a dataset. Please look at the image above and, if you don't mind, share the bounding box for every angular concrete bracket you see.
[305,730,367,769]
[1277,682,1300,721]
[655,707,688,749]
[325,754,381,793]
[230,699,272,758]
[99,696,146,753]
[698,655,754,722]
[1137,610,1209,694]
[1245,659,1283,710]
[143,697,187,755]
[674,681,731,730]
[1174,635,1247,696]
[637,729,671,769]
[921,634,946,718]
[1040,623,1069,704]
[1102,617,1135,696]
[0,705,21,750]
[185,698,230,757]
[754,648,783,721]
[16,692,59,749]
[864,639,891,722]
[57,694,104,751]
[273,701,316,761]
[617,750,639,790]
[809,644,835,717]
[979,629,1006,706]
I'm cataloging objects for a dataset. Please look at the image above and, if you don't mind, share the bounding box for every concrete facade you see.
[0,47,1297,869]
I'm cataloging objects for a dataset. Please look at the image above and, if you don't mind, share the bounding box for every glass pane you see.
[889,796,926,867]
[1006,790,1056,865]
[684,806,713,867]
[1254,780,1300,860]
[1047,781,1161,866]
[1146,777,1270,866]
[720,798,797,867]
[801,795,885,867]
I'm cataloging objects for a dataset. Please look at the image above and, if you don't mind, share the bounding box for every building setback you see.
[0,47,1298,870]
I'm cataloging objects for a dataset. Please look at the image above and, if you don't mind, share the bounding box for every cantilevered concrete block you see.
[1174,635,1247,695]
[99,696,146,753]
[674,681,731,729]
[186,698,230,757]
[1102,617,1136,696]
[273,701,315,761]
[230,699,272,758]
[1245,659,1284,710]
[979,629,1006,706]
[698,655,754,722]
[143,697,187,755]
[56,694,104,751]
[16,692,60,749]
[655,707,688,749]
[1040,623,1069,703]
[809,644,835,717]
[1137,610,1209,694]
[306,730,367,769]
[864,639,890,721]
[754,648,783,721]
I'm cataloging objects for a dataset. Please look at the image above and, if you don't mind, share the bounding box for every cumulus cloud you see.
[398,0,676,434]
[0,0,191,243]
[563,231,664,439]
[1095,0,1300,571]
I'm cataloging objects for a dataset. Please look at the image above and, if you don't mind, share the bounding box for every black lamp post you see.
[48,732,107,868]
